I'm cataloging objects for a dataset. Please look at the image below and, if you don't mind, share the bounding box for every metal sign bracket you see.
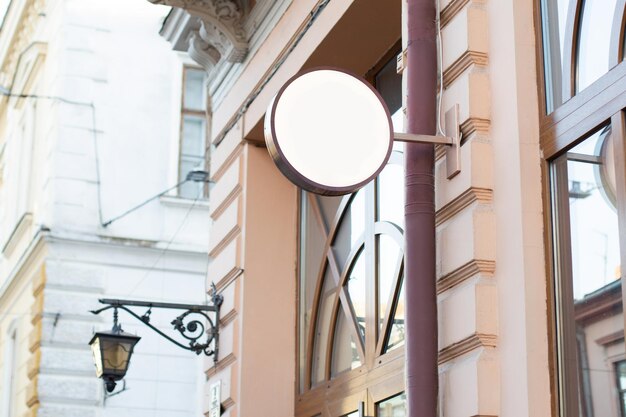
[393,104,461,179]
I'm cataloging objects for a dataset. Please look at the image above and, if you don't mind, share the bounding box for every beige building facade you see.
[131,0,626,416]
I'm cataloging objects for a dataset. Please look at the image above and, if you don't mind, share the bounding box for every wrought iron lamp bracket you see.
[91,285,223,363]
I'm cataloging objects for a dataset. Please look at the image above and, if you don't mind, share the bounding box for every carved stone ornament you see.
[149,0,247,64]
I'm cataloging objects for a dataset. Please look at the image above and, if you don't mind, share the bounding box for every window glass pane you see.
[576,0,617,92]
[347,250,366,343]
[332,191,365,269]
[318,194,343,231]
[377,393,407,417]
[540,0,574,112]
[179,157,204,199]
[311,266,337,385]
[184,68,205,110]
[552,126,624,417]
[331,303,362,377]
[618,361,626,389]
[299,192,327,392]
[182,116,205,156]
[377,159,404,228]
[378,234,402,336]
[385,275,405,352]
[567,129,620,297]
[375,57,402,115]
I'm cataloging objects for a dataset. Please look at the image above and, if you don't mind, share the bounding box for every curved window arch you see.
[541,0,626,112]
[298,145,406,403]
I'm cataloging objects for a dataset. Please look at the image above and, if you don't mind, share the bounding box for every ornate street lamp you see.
[89,284,223,392]
[88,310,141,393]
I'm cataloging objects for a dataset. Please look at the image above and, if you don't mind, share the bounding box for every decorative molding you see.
[436,187,493,226]
[575,280,623,325]
[188,32,221,71]
[211,183,241,220]
[2,212,33,256]
[220,307,237,326]
[206,352,237,377]
[443,50,488,89]
[222,397,235,410]
[211,143,244,183]
[460,117,491,138]
[208,224,240,258]
[215,266,243,293]
[27,349,41,379]
[596,330,624,346]
[437,259,495,294]
[25,377,39,407]
[438,332,497,364]
[441,0,471,28]
[149,0,248,71]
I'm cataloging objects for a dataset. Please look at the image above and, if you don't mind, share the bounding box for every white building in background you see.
[0,0,211,416]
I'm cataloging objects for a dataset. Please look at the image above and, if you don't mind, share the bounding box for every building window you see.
[296,47,407,417]
[539,0,624,113]
[538,1,626,416]
[178,66,207,199]
[616,361,626,416]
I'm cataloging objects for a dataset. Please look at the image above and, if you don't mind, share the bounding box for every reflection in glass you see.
[553,126,624,417]
[378,235,402,334]
[331,302,362,377]
[333,191,365,269]
[567,130,620,298]
[386,275,405,352]
[576,0,617,92]
[377,393,407,417]
[347,251,367,343]
[311,267,337,385]
[299,192,327,392]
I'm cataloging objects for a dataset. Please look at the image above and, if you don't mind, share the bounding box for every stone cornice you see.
[149,0,248,72]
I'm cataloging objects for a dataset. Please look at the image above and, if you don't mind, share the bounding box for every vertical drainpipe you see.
[404,0,438,415]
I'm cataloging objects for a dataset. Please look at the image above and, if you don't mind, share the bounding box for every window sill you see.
[159,195,210,209]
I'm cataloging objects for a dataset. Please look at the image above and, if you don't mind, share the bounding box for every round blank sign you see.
[264,67,393,196]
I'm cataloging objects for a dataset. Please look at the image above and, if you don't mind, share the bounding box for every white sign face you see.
[265,68,393,196]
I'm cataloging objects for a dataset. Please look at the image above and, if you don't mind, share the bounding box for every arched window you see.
[540,0,626,112]
[297,49,407,417]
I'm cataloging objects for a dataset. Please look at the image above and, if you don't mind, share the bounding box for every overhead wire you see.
[125,197,200,298]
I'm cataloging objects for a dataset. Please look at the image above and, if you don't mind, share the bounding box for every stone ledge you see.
[437,259,495,294]
[438,332,496,364]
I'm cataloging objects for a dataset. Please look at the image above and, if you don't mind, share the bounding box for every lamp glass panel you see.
[101,338,134,373]
[90,337,104,377]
